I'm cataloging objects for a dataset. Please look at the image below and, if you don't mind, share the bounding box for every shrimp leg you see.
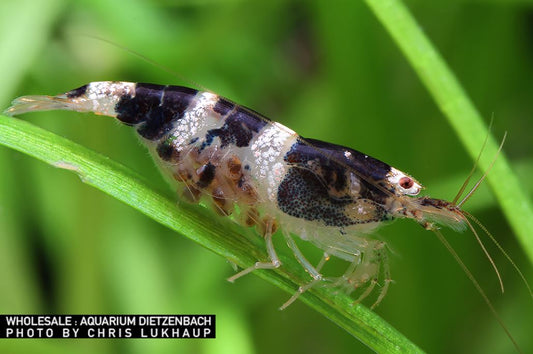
[227,217,280,282]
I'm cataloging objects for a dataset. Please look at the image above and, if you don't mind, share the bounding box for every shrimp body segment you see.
[5,81,468,307]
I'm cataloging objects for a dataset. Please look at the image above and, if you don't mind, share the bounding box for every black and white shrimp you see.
[2,81,518,312]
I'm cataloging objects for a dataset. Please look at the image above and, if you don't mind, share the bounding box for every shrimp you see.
[4,82,529,349]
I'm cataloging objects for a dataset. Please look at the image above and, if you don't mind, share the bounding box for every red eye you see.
[399,177,414,189]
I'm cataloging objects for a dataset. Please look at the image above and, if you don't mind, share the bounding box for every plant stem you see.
[365,0,533,263]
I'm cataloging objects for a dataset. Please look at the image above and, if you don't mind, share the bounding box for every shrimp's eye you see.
[399,177,414,189]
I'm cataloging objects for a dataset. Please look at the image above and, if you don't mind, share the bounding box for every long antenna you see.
[463,210,533,300]
[433,229,521,353]
[82,34,209,92]
[457,132,507,208]
[452,119,493,205]
[463,216,504,293]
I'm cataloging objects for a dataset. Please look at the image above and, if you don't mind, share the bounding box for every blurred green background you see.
[0,0,532,353]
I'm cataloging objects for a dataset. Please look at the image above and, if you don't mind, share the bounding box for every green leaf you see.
[365,0,533,264]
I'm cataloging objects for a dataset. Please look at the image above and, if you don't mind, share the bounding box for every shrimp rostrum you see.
[3,82,516,311]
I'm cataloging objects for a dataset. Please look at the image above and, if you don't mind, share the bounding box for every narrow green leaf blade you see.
[365,0,533,264]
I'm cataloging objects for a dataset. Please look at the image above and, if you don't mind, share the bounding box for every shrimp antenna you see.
[81,34,209,92]
[432,229,521,353]
[462,214,504,293]
[462,210,533,300]
[452,118,493,205]
[457,131,507,208]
